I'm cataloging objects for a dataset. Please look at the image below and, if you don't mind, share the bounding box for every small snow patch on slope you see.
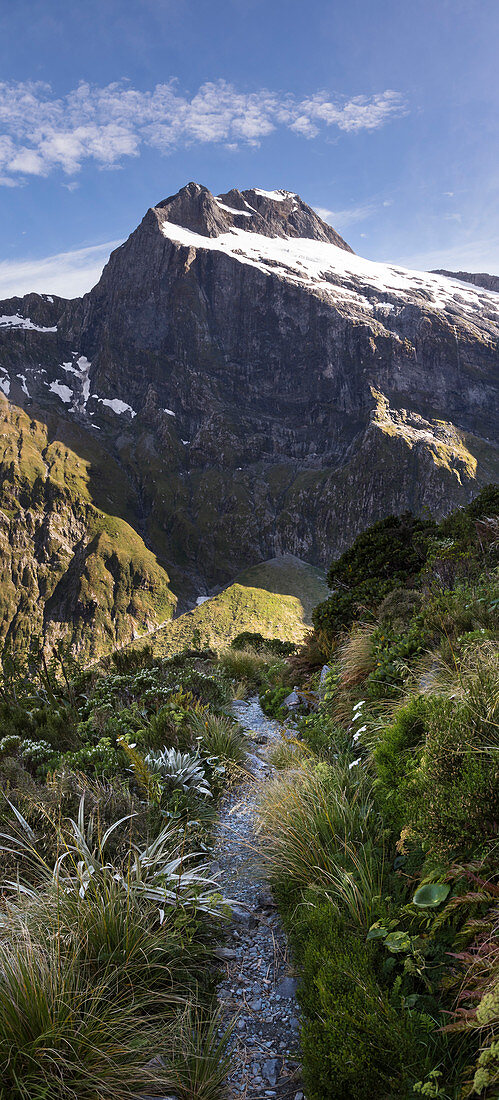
[93,396,137,417]
[49,381,73,403]
[0,377,10,396]
[252,188,294,201]
[0,314,57,332]
[215,198,252,217]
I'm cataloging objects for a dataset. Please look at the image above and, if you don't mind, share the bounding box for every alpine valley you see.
[0,182,498,659]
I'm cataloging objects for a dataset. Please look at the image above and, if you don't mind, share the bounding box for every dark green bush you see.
[289,901,434,1100]
[313,513,435,644]
[231,632,296,656]
[409,692,499,858]
[259,685,290,718]
[373,695,429,831]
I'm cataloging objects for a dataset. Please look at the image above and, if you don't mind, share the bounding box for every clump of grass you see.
[0,934,176,1100]
[3,875,209,1011]
[267,734,312,770]
[160,1005,233,1100]
[218,646,271,689]
[337,626,376,688]
[192,712,247,766]
[256,760,384,927]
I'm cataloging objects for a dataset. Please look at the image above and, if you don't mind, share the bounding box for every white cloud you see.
[0,79,408,184]
[0,240,121,299]
[315,196,396,232]
[315,202,377,229]
[314,206,334,221]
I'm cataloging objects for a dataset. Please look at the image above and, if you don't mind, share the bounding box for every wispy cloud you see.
[0,79,408,184]
[315,202,378,230]
[398,236,499,274]
[0,240,121,299]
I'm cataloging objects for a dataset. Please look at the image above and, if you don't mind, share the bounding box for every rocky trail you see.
[214,698,304,1100]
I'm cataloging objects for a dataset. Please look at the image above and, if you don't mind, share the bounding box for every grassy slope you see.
[129,554,329,658]
[0,398,176,659]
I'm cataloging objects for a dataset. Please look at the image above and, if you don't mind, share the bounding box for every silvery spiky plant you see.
[145,747,212,798]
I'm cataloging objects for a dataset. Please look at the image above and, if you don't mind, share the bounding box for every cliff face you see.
[0,182,497,655]
[431,269,499,294]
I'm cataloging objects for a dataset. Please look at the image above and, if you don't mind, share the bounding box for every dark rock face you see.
[431,269,499,293]
[0,182,497,652]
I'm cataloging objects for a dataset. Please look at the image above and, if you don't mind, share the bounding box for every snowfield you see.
[159,218,499,330]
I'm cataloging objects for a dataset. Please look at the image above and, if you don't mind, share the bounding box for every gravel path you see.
[214,698,304,1100]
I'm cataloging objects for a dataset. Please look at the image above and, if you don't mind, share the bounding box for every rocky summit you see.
[0,182,498,658]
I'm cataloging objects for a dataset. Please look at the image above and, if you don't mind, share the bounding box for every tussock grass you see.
[192,712,247,766]
[267,735,312,770]
[217,646,272,688]
[160,1005,233,1100]
[0,934,177,1100]
[337,625,376,688]
[256,760,384,928]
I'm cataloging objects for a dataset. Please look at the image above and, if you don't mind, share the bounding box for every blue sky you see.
[0,0,498,297]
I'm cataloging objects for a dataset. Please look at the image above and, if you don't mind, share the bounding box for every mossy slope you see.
[0,397,176,660]
[128,555,329,658]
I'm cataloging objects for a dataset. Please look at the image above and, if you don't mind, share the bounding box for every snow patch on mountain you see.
[252,189,294,202]
[215,198,252,217]
[0,314,57,333]
[49,380,73,403]
[93,395,137,417]
[158,219,499,329]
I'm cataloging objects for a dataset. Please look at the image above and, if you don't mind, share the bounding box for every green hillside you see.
[128,554,329,658]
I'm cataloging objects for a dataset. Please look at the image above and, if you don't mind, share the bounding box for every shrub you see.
[139,691,202,751]
[299,711,352,760]
[259,684,290,718]
[409,691,499,858]
[373,694,429,831]
[290,902,435,1100]
[230,631,296,656]
[60,736,125,777]
[313,513,435,644]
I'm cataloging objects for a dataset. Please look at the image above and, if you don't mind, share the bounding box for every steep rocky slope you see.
[0,182,497,657]
[432,269,499,293]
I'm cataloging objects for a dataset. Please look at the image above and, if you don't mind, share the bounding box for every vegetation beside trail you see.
[0,629,293,1097]
[255,485,499,1100]
[0,486,497,1098]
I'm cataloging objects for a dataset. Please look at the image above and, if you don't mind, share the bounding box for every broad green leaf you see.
[412,883,450,908]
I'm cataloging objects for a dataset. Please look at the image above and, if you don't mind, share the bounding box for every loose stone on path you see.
[214,697,304,1099]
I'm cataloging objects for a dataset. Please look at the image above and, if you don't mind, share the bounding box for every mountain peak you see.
[154,182,353,251]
